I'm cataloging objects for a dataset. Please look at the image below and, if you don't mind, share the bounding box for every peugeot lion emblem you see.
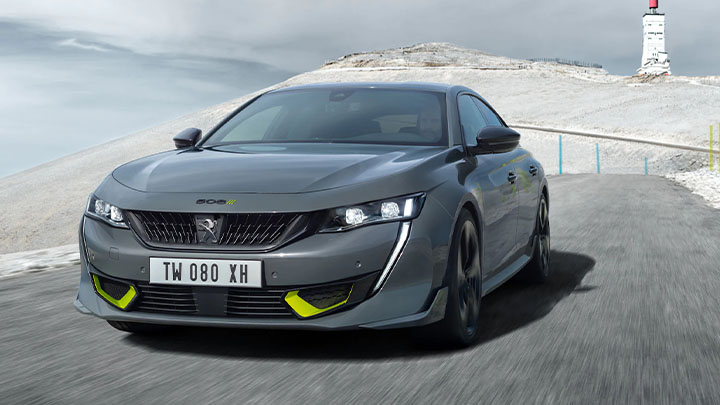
[197,218,219,243]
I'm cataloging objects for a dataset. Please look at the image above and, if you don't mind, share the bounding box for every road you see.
[2,174,720,404]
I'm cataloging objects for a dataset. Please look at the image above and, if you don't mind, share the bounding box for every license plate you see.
[149,258,262,287]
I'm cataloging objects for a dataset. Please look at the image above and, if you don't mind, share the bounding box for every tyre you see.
[415,209,482,348]
[107,320,167,334]
[515,193,550,283]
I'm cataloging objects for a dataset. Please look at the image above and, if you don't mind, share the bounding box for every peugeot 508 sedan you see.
[75,82,549,347]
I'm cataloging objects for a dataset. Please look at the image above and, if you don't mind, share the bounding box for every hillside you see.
[1,42,719,254]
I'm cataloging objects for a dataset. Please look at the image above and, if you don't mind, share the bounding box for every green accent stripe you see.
[92,274,137,310]
[284,286,353,318]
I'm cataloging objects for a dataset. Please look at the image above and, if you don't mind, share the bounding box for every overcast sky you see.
[1,0,718,177]
[1,0,718,75]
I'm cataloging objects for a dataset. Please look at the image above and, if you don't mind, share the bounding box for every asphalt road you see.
[2,174,720,404]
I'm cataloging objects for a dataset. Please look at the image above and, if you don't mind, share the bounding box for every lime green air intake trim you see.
[92,274,137,310]
[284,286,353,318]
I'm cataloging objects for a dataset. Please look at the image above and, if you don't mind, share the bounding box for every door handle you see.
[529,165,538,176]
[507,171,517,183]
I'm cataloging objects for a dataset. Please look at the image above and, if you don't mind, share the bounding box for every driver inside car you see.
[416,107,442,141]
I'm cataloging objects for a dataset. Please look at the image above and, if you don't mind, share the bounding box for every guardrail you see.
[510,124,719,154]
[510,123,720,175]
[527,58,603,69]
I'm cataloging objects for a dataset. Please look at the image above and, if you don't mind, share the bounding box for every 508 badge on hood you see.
[196,199,236,205]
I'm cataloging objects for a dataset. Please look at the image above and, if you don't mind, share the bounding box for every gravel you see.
[667,169,720,209]
[0,244,79,280]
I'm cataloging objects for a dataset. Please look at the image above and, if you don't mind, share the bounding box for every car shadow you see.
[124,250,595,359]
[474,250,596,344]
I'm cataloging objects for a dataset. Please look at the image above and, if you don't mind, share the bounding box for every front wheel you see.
[414,209,482,348]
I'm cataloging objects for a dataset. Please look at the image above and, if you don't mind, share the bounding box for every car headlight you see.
[85,194,128,228]
[318,193,425,232]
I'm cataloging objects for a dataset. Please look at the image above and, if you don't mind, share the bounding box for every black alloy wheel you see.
[415,209,482,348]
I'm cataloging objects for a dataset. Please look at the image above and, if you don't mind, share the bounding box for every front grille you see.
[129,274,378,318]
[134,282,198,314]
[131,212,196,244]
[126,211,309,251]
[226,288,294,318]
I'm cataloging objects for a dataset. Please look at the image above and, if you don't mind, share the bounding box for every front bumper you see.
[75,196,452,330]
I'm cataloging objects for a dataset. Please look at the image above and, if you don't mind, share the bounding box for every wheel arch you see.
[444,193,484,286]
[448,193,484,249]
[535,170,548,207]
[461,201,482,240]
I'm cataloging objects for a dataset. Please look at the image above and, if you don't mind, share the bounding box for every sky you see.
[1,0,718,177]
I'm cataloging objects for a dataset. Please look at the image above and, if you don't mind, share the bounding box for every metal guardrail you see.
[510,124,720,155]
[527,58,603,69]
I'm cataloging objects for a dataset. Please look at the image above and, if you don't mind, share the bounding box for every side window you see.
[457,95,488,147]
[472,98,503,127]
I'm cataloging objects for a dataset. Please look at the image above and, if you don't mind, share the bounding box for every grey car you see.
[75,82,549,347]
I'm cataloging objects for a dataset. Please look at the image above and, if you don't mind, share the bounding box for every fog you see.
[0,21,293,177]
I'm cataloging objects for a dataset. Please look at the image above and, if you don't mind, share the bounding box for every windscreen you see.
[202,88,448,147]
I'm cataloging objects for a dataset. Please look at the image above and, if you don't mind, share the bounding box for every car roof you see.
[267,81,463,94]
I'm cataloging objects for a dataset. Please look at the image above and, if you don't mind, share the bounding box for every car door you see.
[473,98,539,253]
[508,153,540,252]
[457,94,519,278]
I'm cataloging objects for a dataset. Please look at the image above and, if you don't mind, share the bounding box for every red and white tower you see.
[638,0,671,75]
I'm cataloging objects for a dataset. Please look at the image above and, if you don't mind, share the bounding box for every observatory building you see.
[638,0,671,75]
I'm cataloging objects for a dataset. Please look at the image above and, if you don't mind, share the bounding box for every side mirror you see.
[173,128,202,149]
[473,126,520,154]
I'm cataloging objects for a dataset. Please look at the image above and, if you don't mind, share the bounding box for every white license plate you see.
[149,258,262,288]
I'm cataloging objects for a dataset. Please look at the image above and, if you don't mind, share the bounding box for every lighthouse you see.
[638,0,671,75]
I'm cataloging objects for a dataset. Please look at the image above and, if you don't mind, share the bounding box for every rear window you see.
[203,88,448,147]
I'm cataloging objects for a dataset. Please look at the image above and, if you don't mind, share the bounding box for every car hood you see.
[112,143,448,194]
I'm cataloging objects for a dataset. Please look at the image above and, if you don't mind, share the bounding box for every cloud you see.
[57,38,111,52]
[0,0,718,75]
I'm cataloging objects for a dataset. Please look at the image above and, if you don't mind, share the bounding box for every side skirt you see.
[481,237,536,297]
